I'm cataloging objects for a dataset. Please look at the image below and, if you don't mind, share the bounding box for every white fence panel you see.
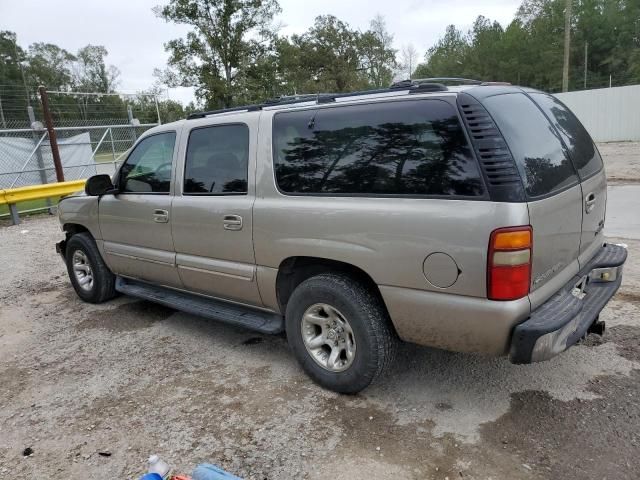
[554,85,640,142]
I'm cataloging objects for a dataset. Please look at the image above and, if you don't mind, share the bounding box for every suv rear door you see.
[482,92,583,308]
[528,93,607,266]
[170,117,263,306]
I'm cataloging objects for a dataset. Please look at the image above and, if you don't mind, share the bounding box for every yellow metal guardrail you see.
[0,179,86,225]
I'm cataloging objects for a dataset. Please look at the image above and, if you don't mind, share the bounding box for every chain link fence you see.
[0,86,159,218]
[0,123,156,190]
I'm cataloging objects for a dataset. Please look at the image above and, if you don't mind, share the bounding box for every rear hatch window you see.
[528,93,603,180]
[482,93,579,198]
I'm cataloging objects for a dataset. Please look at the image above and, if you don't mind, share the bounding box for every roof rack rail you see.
[411,77,512,87]
[413,77,484,85]
[186,82,448,120]
[389,79,447,92]
[187,104,263,119]
[186,94,326,119]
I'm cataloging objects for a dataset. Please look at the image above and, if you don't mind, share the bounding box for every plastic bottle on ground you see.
[148,454,171,479]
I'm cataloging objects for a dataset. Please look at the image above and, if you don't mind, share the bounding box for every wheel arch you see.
[275,256,391,320]
[62,223,91,238]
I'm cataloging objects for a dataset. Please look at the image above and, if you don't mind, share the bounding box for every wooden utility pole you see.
[562,0,572,92]
[39,86,64,182]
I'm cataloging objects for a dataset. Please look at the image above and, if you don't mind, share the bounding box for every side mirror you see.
[85,174,116,196]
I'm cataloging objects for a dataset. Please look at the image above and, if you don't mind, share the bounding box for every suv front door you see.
[99,130,182,288]
[170,120,262,306]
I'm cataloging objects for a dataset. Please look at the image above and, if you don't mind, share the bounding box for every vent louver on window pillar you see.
[457,93,525,202]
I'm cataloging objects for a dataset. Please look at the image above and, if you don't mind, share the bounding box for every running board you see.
[115,277,284,334]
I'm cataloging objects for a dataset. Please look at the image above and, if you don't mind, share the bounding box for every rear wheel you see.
[285,273,397,394]
[65,232,117,303]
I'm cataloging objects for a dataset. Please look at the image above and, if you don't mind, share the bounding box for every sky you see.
[1,0,522,105]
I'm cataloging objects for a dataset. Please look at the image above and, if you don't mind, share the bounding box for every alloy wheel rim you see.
[301,303,356,372]
[72,250,94,292]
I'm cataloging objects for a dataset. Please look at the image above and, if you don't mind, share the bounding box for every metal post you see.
[0,95,6,128]
[562,0,572,92]
[39,86,64,182]
[583,41,588,89]
[154,95,162,125]
[28,105,53,213]
[109,127,116,161]
[127,105,137,143]
[9,204,21,225]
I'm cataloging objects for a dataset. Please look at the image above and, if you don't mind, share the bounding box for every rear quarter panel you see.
[254,110,530,354]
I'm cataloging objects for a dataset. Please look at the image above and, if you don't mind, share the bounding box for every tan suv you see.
[56,80,627,393]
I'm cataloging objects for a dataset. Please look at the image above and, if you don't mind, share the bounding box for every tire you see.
[285,273,397,394]
[65,232,117,304]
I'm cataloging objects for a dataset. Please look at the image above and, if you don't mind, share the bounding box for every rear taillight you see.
[487,226,533,301]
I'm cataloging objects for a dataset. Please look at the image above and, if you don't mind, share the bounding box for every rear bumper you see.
[510,243,627,363]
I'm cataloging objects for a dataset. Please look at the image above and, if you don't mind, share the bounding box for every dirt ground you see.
[1,142,639,479]
[598,141,640,184]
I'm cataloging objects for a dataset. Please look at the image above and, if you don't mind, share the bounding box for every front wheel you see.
[65,232,117,303]
[285,273,397,394]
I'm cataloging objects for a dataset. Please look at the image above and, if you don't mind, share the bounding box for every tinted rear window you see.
[529,93,603,179]
[483,93,578,198]
[272,100,483,196]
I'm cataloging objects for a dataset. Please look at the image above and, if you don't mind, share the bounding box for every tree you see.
[129,86,191,124]
[359,15,397,88]
[464,16,506,80]
[416,25,468,79]
[156,0,281,108]
[73,45,120,93]
[399,43,418,79]
[27,43,76,90]
[0,31,26,88]
[0,31,32,124]
[414,1,640,90]
[283,15,369,93]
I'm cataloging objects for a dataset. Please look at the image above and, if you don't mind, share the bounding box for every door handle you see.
[223,214,243,231]
[585,192,596,213]
[153,209,169,223]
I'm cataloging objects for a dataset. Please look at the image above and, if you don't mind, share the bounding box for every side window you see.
[119,132,176,193]
[483,93,578,198]
[530,93,603,180]
[272,100,484,196]
[184,124,249,194]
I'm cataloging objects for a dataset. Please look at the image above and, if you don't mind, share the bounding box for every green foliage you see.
[26,43,76,90]
[0,31,26,88]
[73,45,120,93]
[0,34,124,124]
[155,0,282,108]
[360,15,397,88]
[157,0,398,106]
[283,15,369,93]
[129,87,192,124]
[415,25,468,79]
[418,0,640,91]
[3,0,640,124]
[0,31,32,125]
